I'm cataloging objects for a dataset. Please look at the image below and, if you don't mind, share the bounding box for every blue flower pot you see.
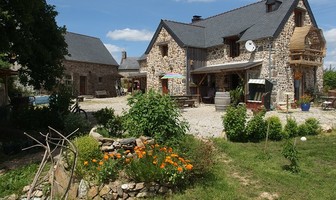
[300,103,310,111]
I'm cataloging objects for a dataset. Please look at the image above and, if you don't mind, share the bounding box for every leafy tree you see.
[0,0,68,90]
[323,67,336,91]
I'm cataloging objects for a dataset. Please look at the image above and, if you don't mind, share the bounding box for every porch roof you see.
[191,60,262,74]
[125,72,147,78]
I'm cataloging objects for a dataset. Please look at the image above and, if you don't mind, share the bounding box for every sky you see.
[47,0,336,68]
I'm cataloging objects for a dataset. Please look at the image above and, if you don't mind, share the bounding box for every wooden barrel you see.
[215,92,230,111]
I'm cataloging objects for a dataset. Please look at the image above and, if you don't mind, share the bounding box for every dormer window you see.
[295,8,305,27]
[266,0,282,13]
[224,37,240,58]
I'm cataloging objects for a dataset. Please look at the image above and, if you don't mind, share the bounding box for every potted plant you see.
[298,94,312,111]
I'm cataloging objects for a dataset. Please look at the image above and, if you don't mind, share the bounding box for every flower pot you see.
[300,103,310,111]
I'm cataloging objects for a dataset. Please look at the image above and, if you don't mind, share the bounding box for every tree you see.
[0,0,68,90]
[323,66,336,91]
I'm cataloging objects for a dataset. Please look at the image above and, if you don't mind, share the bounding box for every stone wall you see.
[63,60,119,97]
[146,28,187,95]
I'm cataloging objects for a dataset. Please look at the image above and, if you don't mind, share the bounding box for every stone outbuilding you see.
[64,32,120,97]
[142,0,326,108]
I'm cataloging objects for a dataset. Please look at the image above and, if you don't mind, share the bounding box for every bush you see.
[49,84,73,117]
[266,116,283,141]
[71,135,103,180]
[93,108,124,137]
[282,139,299,173]
[123,90,189,144]
[245,112,267,142]
[222,105,247,142]
[323,68,336,90]
[304,118,320,136]
[283,117,298,138]
[298,123,309,136]
[64,113,91,136]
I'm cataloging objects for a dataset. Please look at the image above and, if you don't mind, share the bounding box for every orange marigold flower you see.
[124,150,130,154]
[168,147,173,153]
[92,159,97,163]
[99,161,104,166]
[116,153,121,159]
[125,158,131,163]
[171,154,178,158]
[153,155,158,159]
[173,162,178,167]
[160,163,166,169]
[185,164,193,170]
[109,152,115,158]
[103,154,109,160]
[178,157,185,163]
[177,167,183,172]
[153,160,158,165]
[160,147,167,152]
[83,161,89,166]
[155,144,160,148]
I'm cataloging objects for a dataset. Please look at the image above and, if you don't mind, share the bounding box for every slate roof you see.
[145,0,317,53]
[119,57,140,70]
[64,32,118,66]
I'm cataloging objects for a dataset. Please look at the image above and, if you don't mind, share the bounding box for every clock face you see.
[245,40,256,52]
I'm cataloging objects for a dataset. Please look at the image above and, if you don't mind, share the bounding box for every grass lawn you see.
[156,133,336,200]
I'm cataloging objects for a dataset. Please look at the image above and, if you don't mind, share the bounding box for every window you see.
[160,44,168,57]
[295,9,305,27]
[266,0,281,13]
[98,77,103,83]
[225,37,240,58]
[65,74,73,85]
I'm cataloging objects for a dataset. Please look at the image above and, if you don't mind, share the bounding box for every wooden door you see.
[80,76,87,95]
[162,79,168,94]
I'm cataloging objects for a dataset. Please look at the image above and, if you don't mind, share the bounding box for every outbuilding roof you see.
[64,32,118,66]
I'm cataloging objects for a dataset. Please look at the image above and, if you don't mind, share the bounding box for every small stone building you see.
[64,32,120,97]
[143,0,326,106]
[118,51,147,93]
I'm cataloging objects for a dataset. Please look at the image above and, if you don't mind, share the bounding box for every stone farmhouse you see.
[142,0,326,108]
[118,51,146,93]
[64,32,119,97]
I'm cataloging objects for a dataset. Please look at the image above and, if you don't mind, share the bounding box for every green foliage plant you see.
[93,107,116,127]
[283,117,298,138]
[123,90,189,144]
[222,105,247,142]
[266,116,283,141]
[282,140,300,173]
[93,107,124,137]
[229,85,243,107]
[323,67,336,91]
[49,84,74,117]
[63,113,91,136]
[71,135,103,180]
[304,118,321,136]
[298,123,309,136]
[245,112,267,142]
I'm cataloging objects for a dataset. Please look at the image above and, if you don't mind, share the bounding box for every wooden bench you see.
[95,90,108,98]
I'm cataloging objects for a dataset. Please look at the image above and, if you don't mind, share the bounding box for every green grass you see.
[0,164,39,197]
[153,134,336,200]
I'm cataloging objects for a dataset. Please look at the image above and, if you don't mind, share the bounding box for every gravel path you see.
[80,96,336,138]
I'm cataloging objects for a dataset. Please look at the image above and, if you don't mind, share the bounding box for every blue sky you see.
[47,0,336,68]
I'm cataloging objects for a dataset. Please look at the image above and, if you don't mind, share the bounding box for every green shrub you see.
[71,135,103,180]
[323,68,336,90]
[283,117,298,138]
[93,107,116,127]
[266,116,283,141]
[106,115,124,137]
[64,113,91,136]
[49,84,73,117]
[298,123,309,136]
[123,90,189,144]
[222,105,247,142]
[282,139,299,173]
[304,118,321,136]
[245,112,267,142]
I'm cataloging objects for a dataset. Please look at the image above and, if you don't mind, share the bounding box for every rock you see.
[112,141,121,149]
[68,182,79,200]
[78,179,89,198]
[99,185,111,196]
[321,124,333,133]
[136,192,149,198]
[101,145,114,151]
[53,161,70,196]
[119,138,136,145]
[22,185,31,193]
[121,184,129,190]
[158,186,168,194]
[4,194,18,200]
[135,182,145,191]
[33,190,43,197]
[87,185,99,199]
[136,138,145,148]
[89,127,103,139]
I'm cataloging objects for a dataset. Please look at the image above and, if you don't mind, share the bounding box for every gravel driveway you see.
[80,96,336,138]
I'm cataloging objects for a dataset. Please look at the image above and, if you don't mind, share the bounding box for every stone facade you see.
[146,0,325,105]
[146,28,187,95]
[63,60,119,97]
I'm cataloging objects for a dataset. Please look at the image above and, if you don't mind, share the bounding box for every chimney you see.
[192,15,202,23]
[122,51,127,59]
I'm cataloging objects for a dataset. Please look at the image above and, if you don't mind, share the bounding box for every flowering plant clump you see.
[297,94,312,104]
[125,143,193,186]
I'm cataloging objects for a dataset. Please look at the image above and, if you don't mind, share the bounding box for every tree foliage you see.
[323,67,336,91]
[0,0,68,90]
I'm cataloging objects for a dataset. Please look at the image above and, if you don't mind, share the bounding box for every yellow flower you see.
[103,154,109,160]
[92,159,97,163]
[83,161,88,166]
[171,154,178,158]
[99,161,104,166]
[153,160,158,165]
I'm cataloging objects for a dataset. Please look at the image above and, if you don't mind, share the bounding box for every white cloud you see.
[324,28,336,43]
[104,43,123,64]
[106,28,153,41]
[323,28,336,68]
